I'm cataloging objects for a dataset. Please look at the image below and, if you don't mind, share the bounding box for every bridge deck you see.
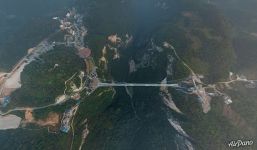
[98,83,179,87]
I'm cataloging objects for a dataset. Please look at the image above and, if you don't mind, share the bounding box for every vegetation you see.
[171,88,257,150]
[1,0,251,149]
[10,46,85,108]
[154,1,235,81]
[0,128,70,150]
[72,88,115,150]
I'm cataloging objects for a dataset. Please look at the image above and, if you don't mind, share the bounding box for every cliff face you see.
[73,0,235,149]
[0,0,243,150]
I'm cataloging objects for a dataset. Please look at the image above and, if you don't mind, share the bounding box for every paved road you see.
[0,103,57,116]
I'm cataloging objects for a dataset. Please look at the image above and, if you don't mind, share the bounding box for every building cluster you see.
[53,8,87,49]
[54,7,98,94]
[85,67,99,94]
[178,73,236,113]
[55,8,101,133]
[229,72,257,89]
